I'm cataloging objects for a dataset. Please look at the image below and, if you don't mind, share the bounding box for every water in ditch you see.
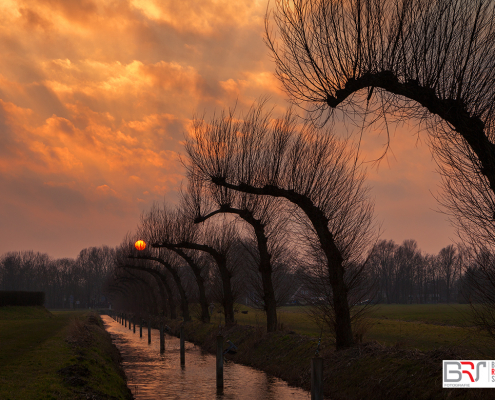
[101,315,316,399]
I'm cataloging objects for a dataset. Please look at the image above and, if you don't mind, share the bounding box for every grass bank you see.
[224,303,495,352]
[168,304,495,399]
[0,306,132,399]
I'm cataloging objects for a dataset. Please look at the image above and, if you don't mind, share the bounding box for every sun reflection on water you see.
[102,315,313,399]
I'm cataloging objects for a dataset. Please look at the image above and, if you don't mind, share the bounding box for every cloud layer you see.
[0,0,453,258]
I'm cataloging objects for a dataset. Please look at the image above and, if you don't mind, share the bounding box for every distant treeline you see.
[0,291,45,307]
[365,240,472,304]
[0,239,482,313]
[0,247,114,309]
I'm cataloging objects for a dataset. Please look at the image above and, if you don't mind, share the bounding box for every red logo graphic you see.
[460,362,475,382]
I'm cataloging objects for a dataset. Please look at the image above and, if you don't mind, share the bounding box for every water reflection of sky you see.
[102,316,315,399]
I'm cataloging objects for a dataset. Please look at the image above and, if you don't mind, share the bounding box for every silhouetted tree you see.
[266,0,495,194]
[114,242,177,319]
[141,204,211,323]
[183,173,294,332]
[437,245,460,303]
[76,246,114,309]
[147,203,241,325]
[186,103,377,348]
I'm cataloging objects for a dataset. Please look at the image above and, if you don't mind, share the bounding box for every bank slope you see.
[0,308,132,399]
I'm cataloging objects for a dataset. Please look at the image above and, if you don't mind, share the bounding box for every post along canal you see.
[101,315,316,399]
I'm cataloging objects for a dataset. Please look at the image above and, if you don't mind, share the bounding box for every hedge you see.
[0,291,45,306]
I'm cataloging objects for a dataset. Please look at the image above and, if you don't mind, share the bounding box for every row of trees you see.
[109,0,495,348]
[0,234,482,313]
[367,240,469,304]
[106,103,491,350]
[263,0,495,341]
[106,185,490,344]
[104,102,377,348]
[8,0,495,350]
[107,227,299,325]
[110,0,495,347]
[0,247,114,309]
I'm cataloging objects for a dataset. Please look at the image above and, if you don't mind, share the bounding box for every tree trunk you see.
[196,275,210,323]
[219,264,235,325]
[211,179,355,347]
[261,268,278,333]
[160,276,177,319]
[332,282,354,349]
[195,206,279,330]
[172,249,210,323]
[150,273,169,317]
[166,268,190,322]
[255,225,278,332]
[162,243,235,326]
[122,262,178,319]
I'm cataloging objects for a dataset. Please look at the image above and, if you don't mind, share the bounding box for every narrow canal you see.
[101,315,314,399]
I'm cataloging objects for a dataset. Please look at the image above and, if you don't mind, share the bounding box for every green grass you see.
[363,304,492,352]
[0,309,81,399]
[230,303,495,354]
[229,304,320,336]
[0,307,130,399]
[367,304,472,326]
[0,305,54,320]
[365,318,492,351]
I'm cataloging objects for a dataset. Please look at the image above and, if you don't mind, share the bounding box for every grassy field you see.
[0,307,131,400]
[228,303,495,354]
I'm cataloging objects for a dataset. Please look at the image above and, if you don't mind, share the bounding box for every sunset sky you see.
[0,0,455,259]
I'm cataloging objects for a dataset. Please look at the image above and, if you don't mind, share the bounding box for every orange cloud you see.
[0,0,456,259]
[130,0,265,36]
[19,7,53,31]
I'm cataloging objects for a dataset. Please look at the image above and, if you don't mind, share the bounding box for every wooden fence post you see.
[311,357,323,400]
[160,323,165,354]
[180,326,185,366]
[216,335,223,390]
[148,319,151,344]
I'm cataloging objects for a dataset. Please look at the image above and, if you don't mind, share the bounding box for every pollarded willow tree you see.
[266,0,495,191]
[137,205,211,322]
[106,266,162,317]
[147,202,242,325]
[116,236,181,319]
[182,172,294,332]
[186,103,377,348]
[266,0,495,229]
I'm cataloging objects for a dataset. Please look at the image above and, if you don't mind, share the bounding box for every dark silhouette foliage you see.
[0,290,45,307]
